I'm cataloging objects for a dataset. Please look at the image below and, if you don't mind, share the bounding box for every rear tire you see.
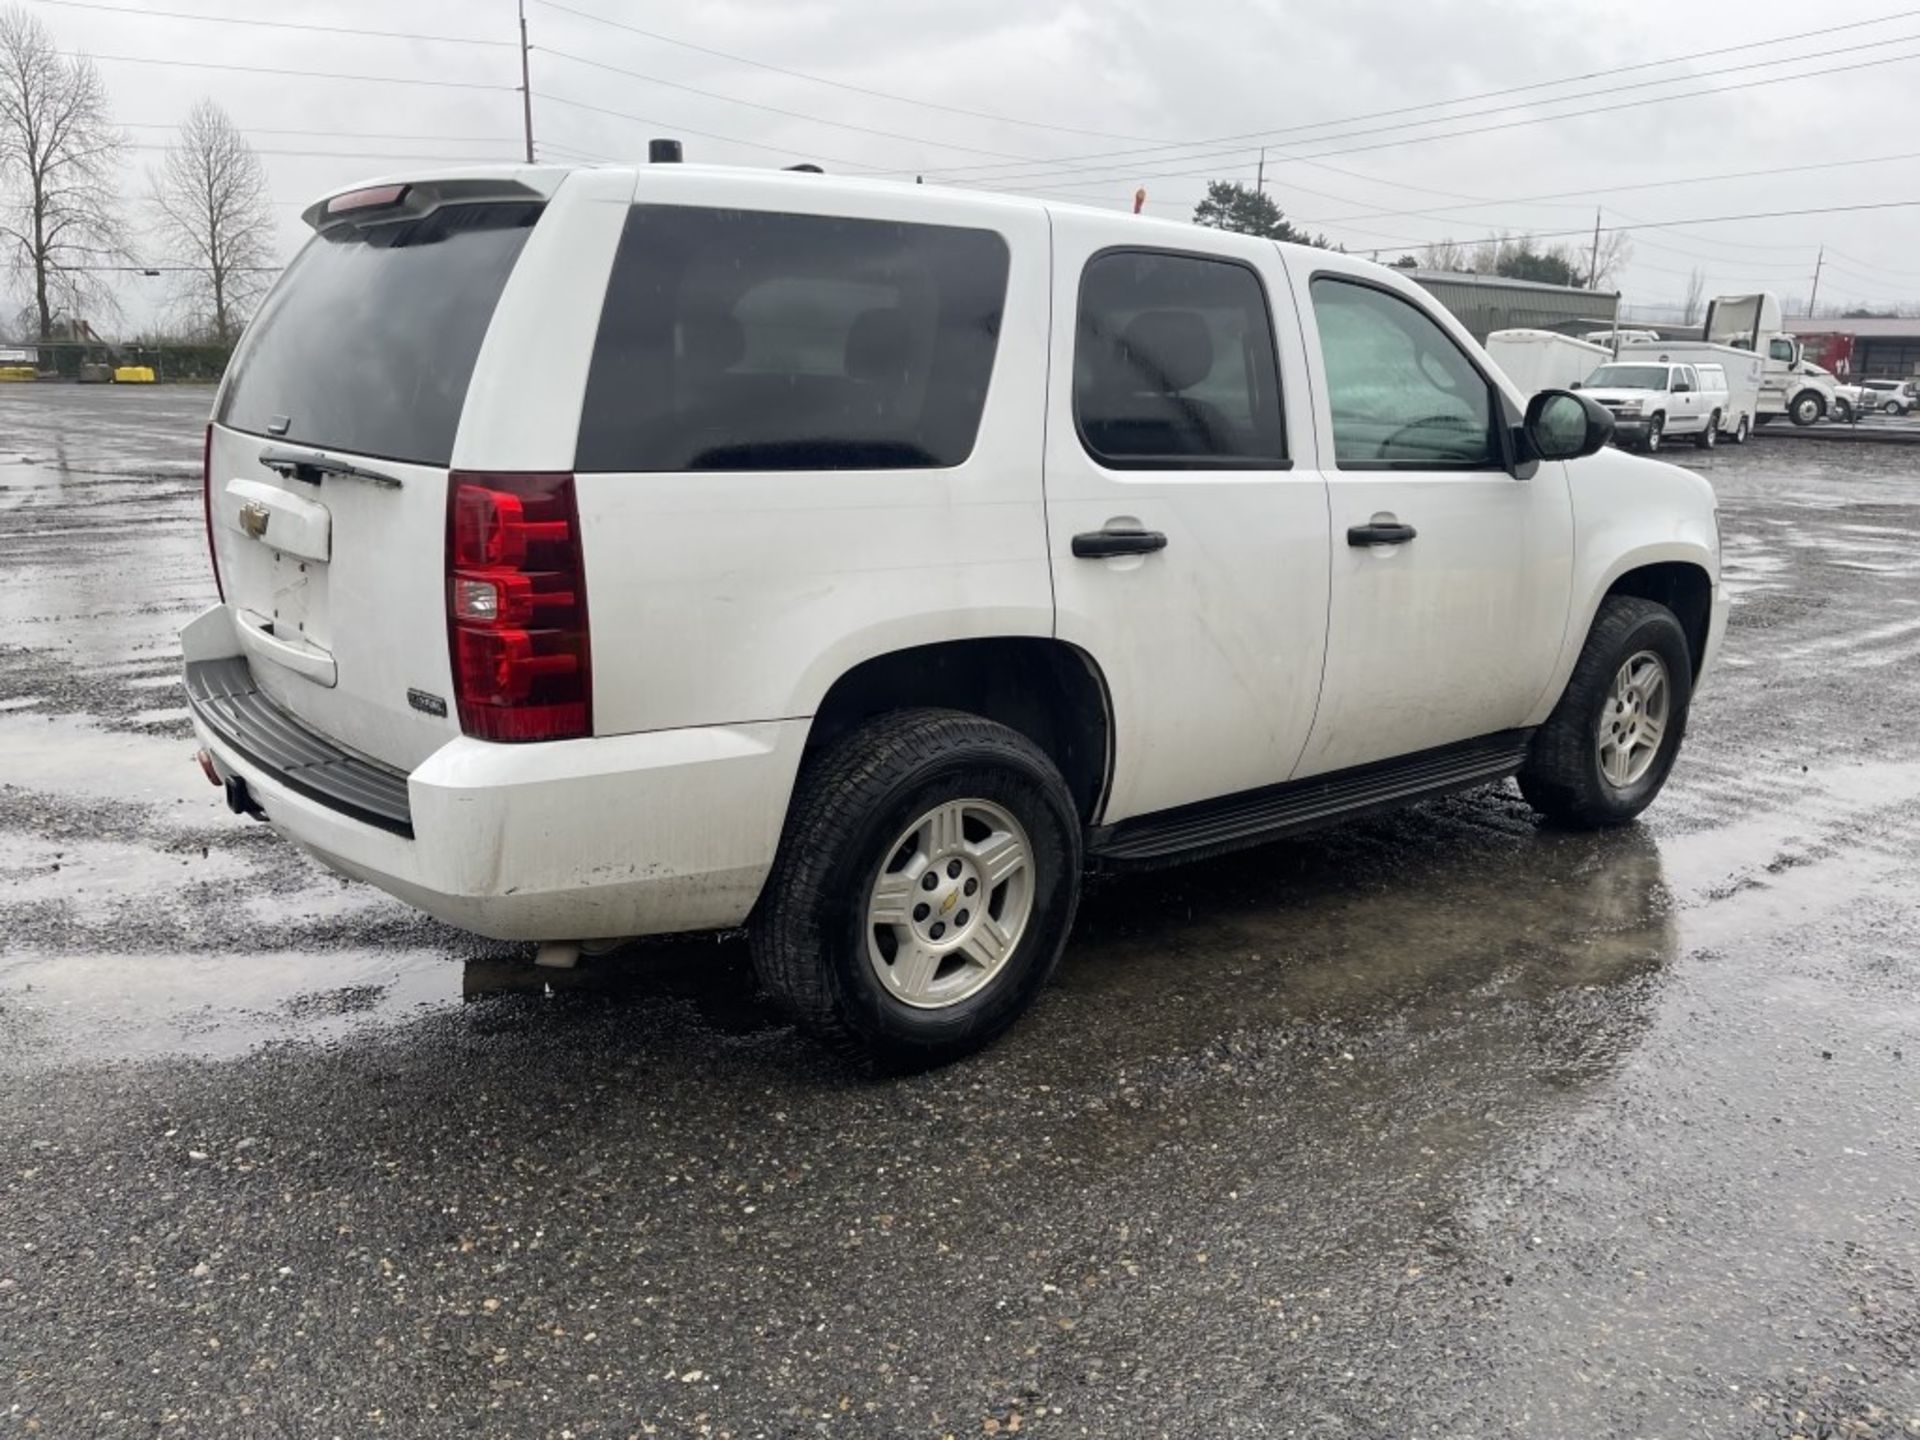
[1694,411,1720,449]
[1518,596,1693,828]
[1733,414,1750,444]
[751,709,1082,1071]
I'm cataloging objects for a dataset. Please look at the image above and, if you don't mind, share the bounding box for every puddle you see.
[0,711,215,815]
[0,946,456,1063]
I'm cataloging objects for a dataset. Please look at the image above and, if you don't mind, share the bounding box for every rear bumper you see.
[182,606,808,942]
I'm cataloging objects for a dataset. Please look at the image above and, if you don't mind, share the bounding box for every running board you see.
[1088,729,1534,868]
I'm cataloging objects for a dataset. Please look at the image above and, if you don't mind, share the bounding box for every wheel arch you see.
[803,638,1115,825]
[1528,531,1719,730]
[1603,560,1713,678]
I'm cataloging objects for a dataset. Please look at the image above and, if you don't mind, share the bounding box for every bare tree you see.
[0,6,124,340]
[1422,237,1469,272]
[150,99,273,343]
[1586,230,1633,290]
[1680,268,1707,327]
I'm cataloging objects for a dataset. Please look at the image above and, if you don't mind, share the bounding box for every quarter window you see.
[1309,277,1499,468]
[1073,250,1286,468]
[577,207,1010,472]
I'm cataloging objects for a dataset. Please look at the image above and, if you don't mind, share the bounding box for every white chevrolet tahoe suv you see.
[183,163,1728,1068]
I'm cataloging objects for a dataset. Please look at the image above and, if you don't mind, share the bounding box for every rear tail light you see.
[446,472,590,742]
[202,423,223,601]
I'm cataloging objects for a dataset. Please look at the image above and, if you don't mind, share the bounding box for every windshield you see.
[218,201,543,466]
[1586,365,1669,390]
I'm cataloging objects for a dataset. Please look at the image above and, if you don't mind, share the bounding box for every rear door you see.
[208,169,624,770]
[1044,213,1331,823]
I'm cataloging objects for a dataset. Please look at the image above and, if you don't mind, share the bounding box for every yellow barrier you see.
[0,365,37,382]
[113,366,156,383]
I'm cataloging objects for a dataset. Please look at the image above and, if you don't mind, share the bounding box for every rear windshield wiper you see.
[258,445,403,489]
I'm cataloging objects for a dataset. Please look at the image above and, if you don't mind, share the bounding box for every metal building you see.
[1404,270,1621,343]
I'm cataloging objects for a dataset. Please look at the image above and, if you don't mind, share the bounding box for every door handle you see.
[1072,529,1168,559]
[1347,522,1417,546]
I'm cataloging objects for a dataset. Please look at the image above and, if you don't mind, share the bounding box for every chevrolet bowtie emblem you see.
[940,890,959,915]
[239,501,271,539]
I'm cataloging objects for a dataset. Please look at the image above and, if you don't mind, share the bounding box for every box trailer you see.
[1486,329,1614,395]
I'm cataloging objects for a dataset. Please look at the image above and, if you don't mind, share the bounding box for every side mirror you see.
[1523,389,1613,462]
[1673,381,1692,393]
[1568,380,1582,390]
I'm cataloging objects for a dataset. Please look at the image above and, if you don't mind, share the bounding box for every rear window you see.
[576,205,1010,472]
[217,201,543,466]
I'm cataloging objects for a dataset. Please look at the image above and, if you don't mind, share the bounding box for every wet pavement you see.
[3,384,1918,1438]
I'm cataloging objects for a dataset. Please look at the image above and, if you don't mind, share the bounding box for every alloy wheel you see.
[865,798,1035,1009]
[1596,649,1670,789]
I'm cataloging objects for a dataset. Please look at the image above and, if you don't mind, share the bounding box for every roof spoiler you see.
[301,176,548,234]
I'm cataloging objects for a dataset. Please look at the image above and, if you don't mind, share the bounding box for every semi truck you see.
[1698,293,1837,425]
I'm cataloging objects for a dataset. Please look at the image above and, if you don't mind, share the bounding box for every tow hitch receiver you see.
[197,749,266,821]
[224,774,266,821]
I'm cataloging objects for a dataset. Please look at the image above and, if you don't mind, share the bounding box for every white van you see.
[183,162,1727,1067]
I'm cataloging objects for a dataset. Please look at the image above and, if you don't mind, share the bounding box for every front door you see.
[1044,214,1331,824]
[1282,254,1574,779]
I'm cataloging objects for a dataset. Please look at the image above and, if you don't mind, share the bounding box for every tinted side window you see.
[577,206,1010,472]
[1073,250,1285,468]
[1308,277,1498,468]
[218,202,543,466]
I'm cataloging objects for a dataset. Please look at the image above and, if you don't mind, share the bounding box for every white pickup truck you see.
[1576,359,1731,451]
[181,161,1728,1067]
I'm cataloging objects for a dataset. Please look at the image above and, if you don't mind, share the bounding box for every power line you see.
[1347,199,1920,253]
[917,13,1920,181]
[957,45,1920,203]
[33,0,513,46]
[119,121,518,145]
[1305,148,1920,229]
[529,0,1165,143]
[534,45,1040,161]
[935,35,1920,188]
[533,0,1917,176]
[67,52,517,91]
[122,143,521,162]
[533,87,885,171]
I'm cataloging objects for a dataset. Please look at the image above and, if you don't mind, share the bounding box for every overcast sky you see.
[29,0,1920,332]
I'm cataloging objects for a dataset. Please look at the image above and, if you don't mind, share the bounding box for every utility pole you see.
[1588,207,1601,290]
[1256,146,1266,191]
[1807,244,1824,317]
[518,0,535,163]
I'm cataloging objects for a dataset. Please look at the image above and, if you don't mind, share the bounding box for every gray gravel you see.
[2,385,1918,1438]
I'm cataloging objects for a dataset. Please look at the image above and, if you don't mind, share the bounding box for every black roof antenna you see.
[648,138,683,163]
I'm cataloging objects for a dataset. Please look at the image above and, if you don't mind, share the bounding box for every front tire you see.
[1833,398,1854,424]
[1519,596,1693,828]
[1643,414,1665,452]
[752,709,1082,1071]
[1790,391,1823,426]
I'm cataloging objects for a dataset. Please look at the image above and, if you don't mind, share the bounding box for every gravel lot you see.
[3,384,1918,1438]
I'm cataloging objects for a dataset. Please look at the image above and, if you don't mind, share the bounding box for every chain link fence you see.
[0,339,233,383]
